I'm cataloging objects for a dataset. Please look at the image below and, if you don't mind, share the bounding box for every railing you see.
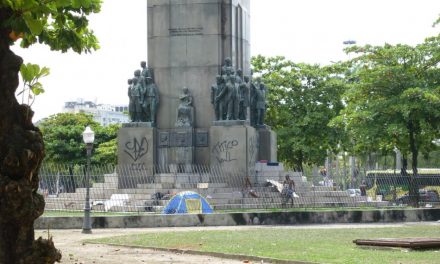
[38,164,440,214]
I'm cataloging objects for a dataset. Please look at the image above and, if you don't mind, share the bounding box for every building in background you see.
[63,99,129,126]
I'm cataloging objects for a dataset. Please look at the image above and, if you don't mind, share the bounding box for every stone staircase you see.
[43,170,388,212]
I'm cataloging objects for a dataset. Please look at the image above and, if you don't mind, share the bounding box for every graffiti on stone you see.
[130,162,147,171]
[212,139,239,164]
[124,137,149,162]
[248,134,257,168]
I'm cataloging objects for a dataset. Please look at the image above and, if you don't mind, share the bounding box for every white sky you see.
[11,0,440,122]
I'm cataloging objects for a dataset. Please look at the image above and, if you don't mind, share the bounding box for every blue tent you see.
[163,191,213,214]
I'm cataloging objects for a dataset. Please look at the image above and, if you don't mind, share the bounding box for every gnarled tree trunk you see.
[0,13,61,264]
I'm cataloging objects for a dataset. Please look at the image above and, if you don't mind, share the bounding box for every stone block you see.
[258,127,277,162]
[117,127,157,187]
[209,124,257,178]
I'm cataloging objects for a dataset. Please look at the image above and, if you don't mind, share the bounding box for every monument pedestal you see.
[258,126,277,162]
[209,123,258,183]
[157,129,194,172]
[117,123,156,188]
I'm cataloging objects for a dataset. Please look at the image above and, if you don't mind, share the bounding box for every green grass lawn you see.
[88,225,440,264]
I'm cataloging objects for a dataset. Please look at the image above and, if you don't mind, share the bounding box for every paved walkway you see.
[36,222,440,264]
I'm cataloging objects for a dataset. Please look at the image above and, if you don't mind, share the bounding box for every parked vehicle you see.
[395,189,440,205]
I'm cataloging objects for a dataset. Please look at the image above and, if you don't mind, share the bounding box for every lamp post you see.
[82,126,95,234]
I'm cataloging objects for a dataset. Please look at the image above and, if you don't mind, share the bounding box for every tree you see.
[38,113,119,165]
[93,124,119,165]
[334,37,440,206]
[252,55,346,171]
[0,1,101,263]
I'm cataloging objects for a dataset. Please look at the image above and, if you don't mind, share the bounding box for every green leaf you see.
[80,0,91,8]
[71,0,81,8]
[37,66,50,78]
[31,82,45,95]
[55,0,71,8]
[23,12,44,35]
[20,63,33,82]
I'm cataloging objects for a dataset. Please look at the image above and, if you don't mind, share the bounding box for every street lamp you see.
[82,126,95,234]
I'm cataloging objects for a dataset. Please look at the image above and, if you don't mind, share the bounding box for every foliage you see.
[93,124,119,164]
[331,36,440,205]
[1,0,101,53]
[251,55,346,170]
[89,225,440,264]
[38,113,119,165]
[333,38,440,172]
[17,62,49,104]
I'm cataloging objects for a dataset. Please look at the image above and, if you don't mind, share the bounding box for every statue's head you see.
[182,87,189,94]
[128,79,133,84]
[216,75,222,83]
[236,69,243,76]
[140,61,147,68]
[134,70,141,77]
[224,57,232,66]
[244,76,249,82]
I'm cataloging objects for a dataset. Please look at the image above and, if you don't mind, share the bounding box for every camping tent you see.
[162,191,213,214]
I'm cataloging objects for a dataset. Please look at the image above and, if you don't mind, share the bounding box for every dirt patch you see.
[36,228,246,264]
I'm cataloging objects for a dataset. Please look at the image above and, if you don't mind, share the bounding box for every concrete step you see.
[92,182,118,189]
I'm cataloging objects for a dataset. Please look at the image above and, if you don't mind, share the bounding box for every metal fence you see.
[38,164,440,214]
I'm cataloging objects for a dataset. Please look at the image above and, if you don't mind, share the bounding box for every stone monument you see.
[118,0,277,183]
[148,0,251,165]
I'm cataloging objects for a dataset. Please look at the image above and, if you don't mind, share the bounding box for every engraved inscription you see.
[159,132,170,147]
[169,27,203,36]
[195,131,209,147]
[212,140,239,164]
[170,131,193,147]
[124,137,149,162]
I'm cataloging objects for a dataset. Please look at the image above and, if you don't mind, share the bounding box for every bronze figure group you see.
[127,61,159,123]
[211,58,267,127]
[127,58,267,127]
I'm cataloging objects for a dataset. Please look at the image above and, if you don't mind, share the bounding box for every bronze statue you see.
[130,77,143,122]
[211,75,224,121]
[175,87,194,127]
[143,76,159,124]
[239,75,250,120]
[127,78,135,121]
[254,77,267,126]
[221,57,234,76]
[216,68,237,120]
[140,60,153,81]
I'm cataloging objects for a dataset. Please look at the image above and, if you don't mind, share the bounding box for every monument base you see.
[157,128,194,171]
[258,127,277,162]
[209,124,258,182]
[212,120,250,127]
[117,125,156,188]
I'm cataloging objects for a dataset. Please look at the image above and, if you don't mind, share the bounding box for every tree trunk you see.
[408,125,419,208]
[0,17,61,263]
[294,151,304,172]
